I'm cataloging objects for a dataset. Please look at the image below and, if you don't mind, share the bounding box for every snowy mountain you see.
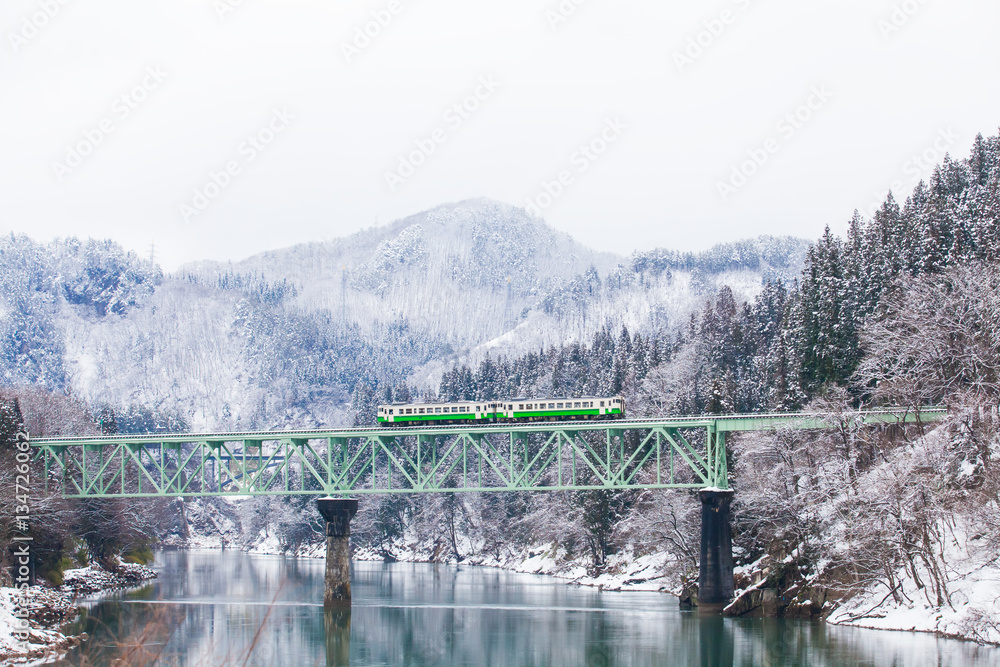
[179,199,809,389]
[181,198,622,350]
[1,198,809,431]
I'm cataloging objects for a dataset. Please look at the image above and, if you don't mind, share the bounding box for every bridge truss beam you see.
[30,410,944,499]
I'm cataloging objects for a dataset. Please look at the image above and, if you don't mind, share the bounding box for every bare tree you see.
[854,264,1000,407]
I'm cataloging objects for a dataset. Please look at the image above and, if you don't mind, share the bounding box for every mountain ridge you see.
[1,197,811,430]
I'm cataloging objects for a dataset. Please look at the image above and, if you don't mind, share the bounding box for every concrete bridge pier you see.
[697,489,735,613]
[317,498,359,607]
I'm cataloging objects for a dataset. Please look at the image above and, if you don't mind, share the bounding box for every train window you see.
[406,409,412,414]
[600,401,605,407]
[389,409,393,415]
[434,408,440,413]
[574,402,580,408]
[557,403,563,409]
[548,403,554,409]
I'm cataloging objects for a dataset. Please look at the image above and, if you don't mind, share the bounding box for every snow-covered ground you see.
[821,419,1000,646]
[0,563,158,663]
[0,587,82,664]
[726,414,1000,646]
[828,529,1000,645]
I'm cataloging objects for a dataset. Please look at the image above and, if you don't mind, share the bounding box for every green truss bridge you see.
[28,407,946,610]
[29,408,944,499]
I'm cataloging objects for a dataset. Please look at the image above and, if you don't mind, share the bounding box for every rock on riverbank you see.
[61,562,158,595]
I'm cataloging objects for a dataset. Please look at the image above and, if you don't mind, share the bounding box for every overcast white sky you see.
[1,0,998,270]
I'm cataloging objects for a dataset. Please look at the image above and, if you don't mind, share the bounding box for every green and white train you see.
[376,396,625,426]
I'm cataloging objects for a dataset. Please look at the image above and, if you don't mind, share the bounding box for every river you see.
[54,550,999,666]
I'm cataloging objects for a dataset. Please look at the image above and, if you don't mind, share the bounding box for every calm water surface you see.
[55,550,999,666]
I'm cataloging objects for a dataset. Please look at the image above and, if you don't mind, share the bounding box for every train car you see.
[497,397,624,422]
[375,401,496,426]
[376,396,624,427]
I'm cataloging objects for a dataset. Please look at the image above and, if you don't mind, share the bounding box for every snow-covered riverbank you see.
[827,536,1000,645]
[224,527,678,594]
[0,587,82,664]
[0,562,157,663]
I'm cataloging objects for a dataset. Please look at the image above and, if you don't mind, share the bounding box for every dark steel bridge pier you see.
[697,489,735,613]
[317,498,358,607]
